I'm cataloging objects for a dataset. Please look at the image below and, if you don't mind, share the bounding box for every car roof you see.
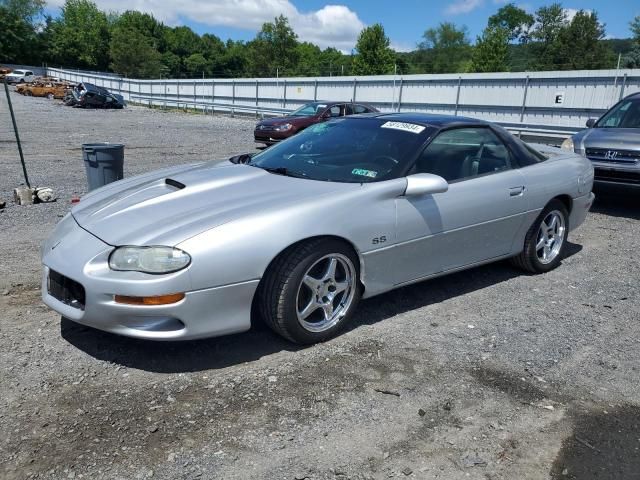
[347,112,487,127]
[313,100,376,107]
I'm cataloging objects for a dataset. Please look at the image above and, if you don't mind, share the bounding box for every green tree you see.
[249,15,299,77]
[352,23,395,75]
[0,0,44,21]
[556,10,612,69]
[219,39,249,78]
[184,52,207,77]
[471,26,510,72]
[488,3,534,43]
[49,0,110,70]
[418,22,471,73]
[109,17,162,77]
[624,15,640,68]
[320,47,348,76]
[296,42,322,76]
[630,15,640,40]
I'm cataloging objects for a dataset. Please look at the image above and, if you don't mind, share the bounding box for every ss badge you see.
[372,236,387,245]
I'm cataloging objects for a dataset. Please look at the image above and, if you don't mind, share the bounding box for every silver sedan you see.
[42,113,595,344]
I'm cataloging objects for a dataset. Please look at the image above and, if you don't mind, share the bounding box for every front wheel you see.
[510,200,569,273]
[259,238,361,344]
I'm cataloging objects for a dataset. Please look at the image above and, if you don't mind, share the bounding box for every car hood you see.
[574,128,640,149]
[257,115,315,126]
[71,161,352,246]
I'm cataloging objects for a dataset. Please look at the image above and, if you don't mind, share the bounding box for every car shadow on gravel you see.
[61,242,582,373]
[591,184,640,220]
[61,318,300,373]
[346,242,582,334]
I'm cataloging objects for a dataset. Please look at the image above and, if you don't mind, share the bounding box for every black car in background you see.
[64,82,125,109]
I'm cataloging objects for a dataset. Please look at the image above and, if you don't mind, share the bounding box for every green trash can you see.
[82,143,125,191]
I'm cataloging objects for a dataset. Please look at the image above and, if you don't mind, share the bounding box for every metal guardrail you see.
[129,94,583,139]
[129,94,290,116]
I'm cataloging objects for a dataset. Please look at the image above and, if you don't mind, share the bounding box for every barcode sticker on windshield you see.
[381,121,426,134]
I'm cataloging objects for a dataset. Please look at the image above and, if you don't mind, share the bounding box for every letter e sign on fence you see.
[554,91,565,105]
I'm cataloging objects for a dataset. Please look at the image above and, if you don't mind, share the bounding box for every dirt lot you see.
[1,93,639,480]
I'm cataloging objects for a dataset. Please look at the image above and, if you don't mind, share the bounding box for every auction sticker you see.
[352,168,378,178]
[381,121,426,134]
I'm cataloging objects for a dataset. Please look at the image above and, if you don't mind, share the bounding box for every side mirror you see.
[228,153,254,164]
[404,173,448,197]
[586,118,596,128]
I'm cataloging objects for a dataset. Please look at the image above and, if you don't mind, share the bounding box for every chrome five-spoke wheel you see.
[536,210,566,264]
[296,254,356,332]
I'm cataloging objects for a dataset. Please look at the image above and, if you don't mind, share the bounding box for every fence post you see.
[454,76,462,115]
[163,81,167,110]
[232,80,235,117]
[520,75,530,123]
[314,79,318,101]
[518,75,531,138]
[397,77,404,112]
[283,79,287,108]
[255,80,259,117]
[194,81,197,110]
[177,80,180,107]
[619,73,628,100]
[352,78,357,102]
[212,80,215,114]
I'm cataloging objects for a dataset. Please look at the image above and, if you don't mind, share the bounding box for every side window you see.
[353,104,368,114]
[26,71,33,76]
[329,105,341,117]
[414,128,512,182]
[344,104,354,115]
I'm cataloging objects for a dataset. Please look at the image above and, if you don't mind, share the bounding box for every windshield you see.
[290,102,328,117]
[596,98,640,129]
[249,118,431,183]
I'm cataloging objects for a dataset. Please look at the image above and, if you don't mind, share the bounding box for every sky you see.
[44,0,640,52]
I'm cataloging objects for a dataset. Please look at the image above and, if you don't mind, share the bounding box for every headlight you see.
[274,123,292,131]
[109,246,191,274]
[561,137,574,151]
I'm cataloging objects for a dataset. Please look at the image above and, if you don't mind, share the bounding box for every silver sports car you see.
[42,113,595,344]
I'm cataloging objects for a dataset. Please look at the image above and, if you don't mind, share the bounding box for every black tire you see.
[510,199,569,273]
[258,238,361,344]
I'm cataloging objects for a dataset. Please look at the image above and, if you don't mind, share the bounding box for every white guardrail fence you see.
[47,67,640,140]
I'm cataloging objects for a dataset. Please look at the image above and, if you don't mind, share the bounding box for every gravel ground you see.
[1,92,639,480]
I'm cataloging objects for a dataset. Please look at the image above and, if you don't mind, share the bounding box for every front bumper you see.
[41,215,258,340]
[590,160,640,187]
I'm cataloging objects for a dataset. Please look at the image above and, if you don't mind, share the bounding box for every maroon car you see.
[254,101,378,146]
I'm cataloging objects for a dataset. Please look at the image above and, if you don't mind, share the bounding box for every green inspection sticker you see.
[352,168,378,178]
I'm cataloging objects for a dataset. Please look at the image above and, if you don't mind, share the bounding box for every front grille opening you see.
[594,169,640,185]
[48,270,86,310]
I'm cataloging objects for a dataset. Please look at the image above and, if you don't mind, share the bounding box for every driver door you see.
[394,127,528,284]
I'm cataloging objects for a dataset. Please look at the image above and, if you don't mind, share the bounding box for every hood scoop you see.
[165,178,186,190]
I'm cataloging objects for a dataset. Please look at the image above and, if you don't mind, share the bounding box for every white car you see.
[5,69,35,84]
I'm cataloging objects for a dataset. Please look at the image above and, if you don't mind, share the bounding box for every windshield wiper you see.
[259,166,309,179]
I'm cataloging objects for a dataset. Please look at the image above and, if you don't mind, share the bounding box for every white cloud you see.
[445,0,484,15]
[46,0,365,50]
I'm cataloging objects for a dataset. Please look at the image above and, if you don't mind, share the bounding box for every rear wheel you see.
[25,90,32,96]
[510,200,569,273]
[46,93,54,100]
[259,238,361,344]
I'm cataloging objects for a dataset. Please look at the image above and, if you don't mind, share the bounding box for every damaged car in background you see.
[63,82,125,109]
[42,113,594,345]
[17,78,73,99]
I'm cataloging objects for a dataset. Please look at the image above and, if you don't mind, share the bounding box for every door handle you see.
[509,186,526,196]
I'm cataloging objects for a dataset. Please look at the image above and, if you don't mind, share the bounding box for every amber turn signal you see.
[114,293,185,305]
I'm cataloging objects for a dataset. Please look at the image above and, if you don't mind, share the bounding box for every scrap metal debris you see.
[63,82,125,109]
